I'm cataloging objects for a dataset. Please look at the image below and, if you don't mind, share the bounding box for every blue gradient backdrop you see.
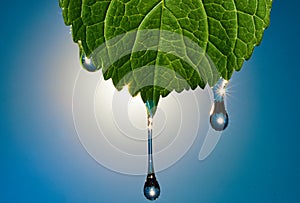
[1,1,299,202]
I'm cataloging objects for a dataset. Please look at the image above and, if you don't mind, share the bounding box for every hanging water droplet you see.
[143,100,160,201]
[210,112,229,131]
[81,53,97,72]
[144,173,160,201]
[210,78,229,131]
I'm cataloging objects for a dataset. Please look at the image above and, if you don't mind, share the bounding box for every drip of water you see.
[210,78,229,131]
[143,100,160,201]
[81,53,97,72]
[144,173,160,201]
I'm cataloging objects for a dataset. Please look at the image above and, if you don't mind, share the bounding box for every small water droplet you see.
[81,53,97,72]
[210,78,229,131]
[210,112,229,131]
[143,173,160,201]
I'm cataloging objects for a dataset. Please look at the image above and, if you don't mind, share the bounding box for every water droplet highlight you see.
[210,78,229,131]
[69,25,72,35]
[81,53,97,72]
[143,100,160,201]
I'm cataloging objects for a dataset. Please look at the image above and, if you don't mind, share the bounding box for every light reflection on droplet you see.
[81,53,97,72]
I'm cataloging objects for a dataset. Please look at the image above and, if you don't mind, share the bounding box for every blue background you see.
[1,1,299,202]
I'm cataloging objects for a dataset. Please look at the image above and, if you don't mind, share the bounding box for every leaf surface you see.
[60,0,272,105]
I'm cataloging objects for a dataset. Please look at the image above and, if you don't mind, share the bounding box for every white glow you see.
[128,97,147,130]
[216,79,229,98]
[217,117,224,124]
[85,57,92,65]
[218,88,226,96]
[72,71,209,174]
[149,188,156,197]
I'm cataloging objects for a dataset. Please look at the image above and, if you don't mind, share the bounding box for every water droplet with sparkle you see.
[144,173,160,201]
[81,53,97,72]
[210,78,229,131]
[143,100,160,201]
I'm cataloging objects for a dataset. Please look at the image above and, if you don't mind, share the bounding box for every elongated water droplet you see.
[210,78,229,131]
[143,100,160,201]
[81,53,97,72]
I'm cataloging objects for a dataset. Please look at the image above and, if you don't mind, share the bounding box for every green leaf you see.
[59,0,272,106]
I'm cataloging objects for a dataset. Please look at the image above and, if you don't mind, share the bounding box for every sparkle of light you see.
[85,57,92,65]
[217,117,224,124]
[217,79,229,97]
[149,188,156,197]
